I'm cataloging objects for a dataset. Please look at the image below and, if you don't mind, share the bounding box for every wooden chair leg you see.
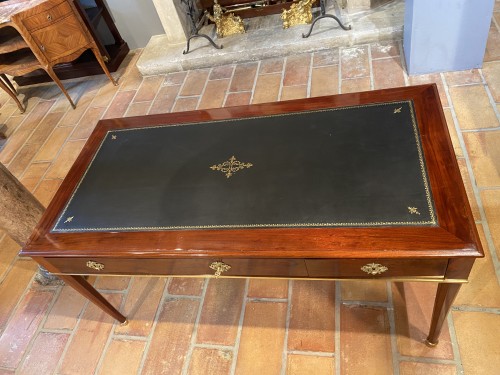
[44,67,76,109]
[0,77,25,113]
[1,74,18,95]
[90,45,118,86]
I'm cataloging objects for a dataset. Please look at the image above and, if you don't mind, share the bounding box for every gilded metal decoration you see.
[408,207,420,215]
[281,0,314,29]
[86,260,105,271]
[64,216,74,223]
[209,261,231,278]
[394,107,402,113]
[207,0,245,38]
[210,155,253,178]
[361,263,388,275]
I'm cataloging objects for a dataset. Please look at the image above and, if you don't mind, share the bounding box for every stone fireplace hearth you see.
[137,0,404,76]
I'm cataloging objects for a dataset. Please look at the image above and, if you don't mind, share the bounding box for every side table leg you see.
[426,282,462,346]
[57,274,127,324]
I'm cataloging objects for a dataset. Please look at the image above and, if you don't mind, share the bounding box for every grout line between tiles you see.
[440,72,500,283]
[171,71,193,112]
[368,45,375,90]
[398,355,457,365]
[94,296,123,374]
[446,311,465,374]
[229,278,249,375]
[14,283,62,372]
[478,68,500,124]
[451,305,500,314]
[386,281,401,375]
[195,70,212,110]
[0,263,39,335]
[461,126,500,133]
[288,350,335,357]
[193,342,234,350]
[135,276,170,375]
[95,288,128,294]
[249,61,261,105]
[337,48,343,93]
[106,333,149,342]
[248,297,288,302]
[2,101,56,167]
[53,296,91,374]
[222,65,237,107]
[277,57,286,100]
[306,53,313,98]
[181,278,209,375]
[334,281,341,375]
[340,300,391,308]
[478,185,500,191]
[280,279,292,375]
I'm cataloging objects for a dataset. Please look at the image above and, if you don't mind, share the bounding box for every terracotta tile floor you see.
[1,17,500,375]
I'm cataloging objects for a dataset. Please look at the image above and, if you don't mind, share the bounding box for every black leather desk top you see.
[52,101,437,232]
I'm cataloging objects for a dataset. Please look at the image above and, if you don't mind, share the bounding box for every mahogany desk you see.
[22,84,483,346]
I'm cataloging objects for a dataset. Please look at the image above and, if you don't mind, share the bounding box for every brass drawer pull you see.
[47,14,53,21]
[86,260,105,271]
[209,261,231,278]
[361,263,388,275]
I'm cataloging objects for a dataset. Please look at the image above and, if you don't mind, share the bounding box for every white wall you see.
[103,0,165,49]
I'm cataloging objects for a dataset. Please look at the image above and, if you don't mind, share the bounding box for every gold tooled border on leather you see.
[52,101,437,232]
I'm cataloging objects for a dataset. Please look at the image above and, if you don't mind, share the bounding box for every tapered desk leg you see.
[57,274,127,324]
[426,282,462,346]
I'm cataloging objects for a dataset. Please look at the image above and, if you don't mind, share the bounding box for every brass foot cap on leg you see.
[425,338,438,347]
[120,319,129,326]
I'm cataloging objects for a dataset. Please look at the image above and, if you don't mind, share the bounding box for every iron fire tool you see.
[302,0,351,38]
[181,0,223,54]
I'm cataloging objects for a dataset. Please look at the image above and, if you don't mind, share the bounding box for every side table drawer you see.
[45,257,308,278]
[22,0,72,32]
[305,259,448,278]
[31,15,88,62]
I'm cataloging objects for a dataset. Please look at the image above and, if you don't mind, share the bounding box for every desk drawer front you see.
[23,1,72,32]
[305,259,448,278]
[46,257,308,278]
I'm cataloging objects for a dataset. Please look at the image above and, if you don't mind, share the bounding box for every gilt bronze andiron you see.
[207,0,245,38]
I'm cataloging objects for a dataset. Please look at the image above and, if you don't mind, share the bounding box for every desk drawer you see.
[305,259,448,278]
[45,257,308,278]
[22,0,72,32]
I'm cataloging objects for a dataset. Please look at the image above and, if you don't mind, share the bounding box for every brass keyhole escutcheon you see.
[361,263,388,275]
[209,261,231,278]
[40,45,45,51]
[86,260,105,271]
[47,14,52,21]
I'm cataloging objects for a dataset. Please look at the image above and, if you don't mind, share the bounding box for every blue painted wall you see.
[404,0,495,75]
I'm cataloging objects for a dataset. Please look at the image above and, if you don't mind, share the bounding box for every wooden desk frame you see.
[22,84,483,346]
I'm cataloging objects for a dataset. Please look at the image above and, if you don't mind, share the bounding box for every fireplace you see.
[138,0,403,75]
